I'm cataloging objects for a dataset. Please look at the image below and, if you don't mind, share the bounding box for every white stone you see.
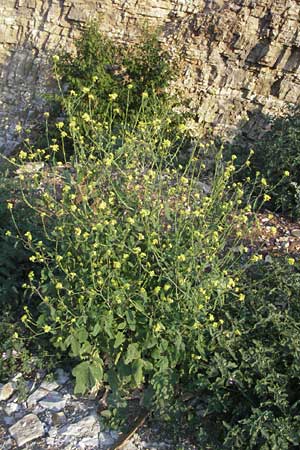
[0,382,15,401]
[291,228,300,238]
[39,391,66,412]
[9,413,45,447]
[59,414,100,438]
[40,379,60,391]
[4,402,19,415]
[78,436,100,448]
[27,387,48,407]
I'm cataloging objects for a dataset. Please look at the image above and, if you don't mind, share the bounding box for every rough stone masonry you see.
[1,0,300,153]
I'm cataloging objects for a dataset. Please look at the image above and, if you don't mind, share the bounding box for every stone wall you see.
[1,0,300,153]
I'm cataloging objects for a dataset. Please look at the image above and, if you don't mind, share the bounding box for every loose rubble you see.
[242,211,300,258]
[0,369,195,449]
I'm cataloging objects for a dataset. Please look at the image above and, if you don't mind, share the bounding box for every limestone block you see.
[9,414,45,447]
[67,4,91,22]
[260,44,283,67]
[0,382,15,401]
[17,0,37,7]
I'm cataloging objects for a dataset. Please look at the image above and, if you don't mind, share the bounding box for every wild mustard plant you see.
[5,86,268,421]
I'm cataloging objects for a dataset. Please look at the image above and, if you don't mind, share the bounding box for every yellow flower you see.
[52,55,60,63]
[284,170,290,177]
[15,123,22,133]
[113,261,121,269]
[180,176,188,185]
[153,322,163,332]
[140,209,150,217]
[74,227,81,236]
[288,257,295,265]
[251,254,263,262]
[50,144,59,152]
[162,139,171,149]
[261,177,268,186]
[21,314,27,323]
[109,93,118,101]
[153,286,161,295]
[178,123,187,133]
[82,113,91,122]
[127,217,135,224]
[99,201,107,210]
[24,231,32,241]
[7,203,13,210]
[43,325,51,333]
[142,92,148,99]
[19,150,27,159]
[44,112,50,118]
[56,282,63,290]
[177,254,186,262]
[238,293,245,302]
[263,194,271,202]
[56,121,64,129]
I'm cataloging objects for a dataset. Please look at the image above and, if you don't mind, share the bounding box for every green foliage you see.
[9,90,256,422]
[227,110,300,218]
[192,258,300,448]
[46,23,177,155]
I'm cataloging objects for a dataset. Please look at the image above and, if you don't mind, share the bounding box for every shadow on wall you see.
[0,37,59,155]
[226,104,300,218]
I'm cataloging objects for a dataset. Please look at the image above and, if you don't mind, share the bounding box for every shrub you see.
[7,91,260,425]
[227,110,300,218]
[193,257,300,449]
[0,162,52,380]
[45,23,179,156]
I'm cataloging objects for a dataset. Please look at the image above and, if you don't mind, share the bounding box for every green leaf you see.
[70,336,81,357]
[132,358,144,386]
[72,361,90,394]
[72,360,103,394]
[77,327,88,343]
[92,322,101,337]
[126,310,136,331]
[114,331,125,349]
[124,343,140,364]
[100,409,112,418]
